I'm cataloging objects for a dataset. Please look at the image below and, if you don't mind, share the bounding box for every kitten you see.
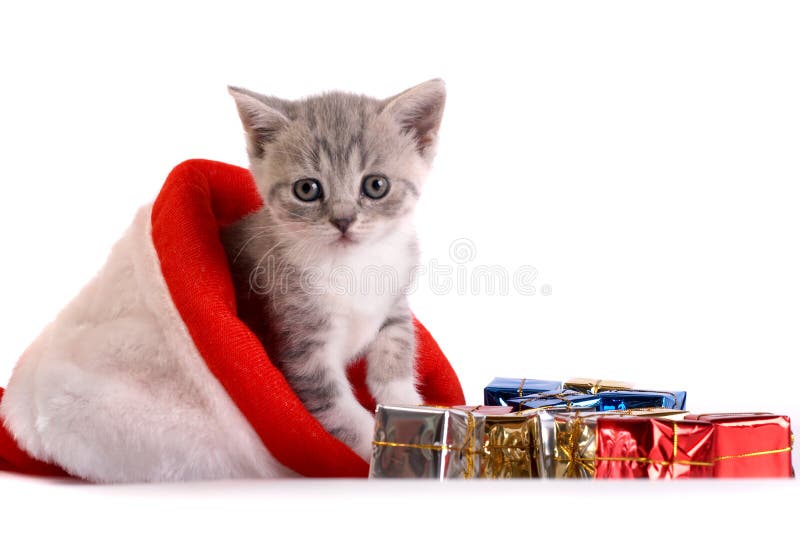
[221,80,446,460]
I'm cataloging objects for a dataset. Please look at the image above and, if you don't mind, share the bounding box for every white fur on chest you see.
[307,232,416,362]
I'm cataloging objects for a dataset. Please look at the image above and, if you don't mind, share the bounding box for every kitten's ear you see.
[382,79,446,162]
[228,86,291,159]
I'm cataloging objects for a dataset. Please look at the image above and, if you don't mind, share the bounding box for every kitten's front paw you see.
[370,379,423,406]
[354,411,377,462]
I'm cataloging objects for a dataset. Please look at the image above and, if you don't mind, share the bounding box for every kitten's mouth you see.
[333,234,358,247]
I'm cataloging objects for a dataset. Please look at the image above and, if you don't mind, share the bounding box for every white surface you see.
[1,0,799,529]
[0,474,796,530]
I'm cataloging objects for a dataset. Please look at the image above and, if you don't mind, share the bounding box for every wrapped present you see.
[455,406,542,478]
[594,416,714,479]
[685,413,793,478]
[598,390,686,411]
[564,377,635,394]
[479,411,541,478]
[369,405,484,479]
[535,407,597,477]
[484,378,562,406]
[507,390,600,412]
[552,409,693,479]
[565,377,687,410]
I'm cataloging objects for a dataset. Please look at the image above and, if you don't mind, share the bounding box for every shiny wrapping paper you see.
[526,407,597,477]
[484,377,562,406]
[685,413,793,478]
[552,410,691,478]
[507,390,600,412]
[564,378,635,394]
[598,390,686,411]
[594,416,714,479]
[370,405,485,479]
[480,411,541,478]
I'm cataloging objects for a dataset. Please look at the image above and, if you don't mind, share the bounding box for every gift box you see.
[552,410,694,479]
[484,378,562,406]
[685,413,793,478]
[563,377,635,394]
[598,390,686,411]
[565,377,687,410]
[507,390,600,412]
[594,415,714,479]
[479,410,541,478]
[369,405,484,479]
[536,407,598,477]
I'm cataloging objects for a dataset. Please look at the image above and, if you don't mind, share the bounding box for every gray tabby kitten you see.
[222,80,446,460]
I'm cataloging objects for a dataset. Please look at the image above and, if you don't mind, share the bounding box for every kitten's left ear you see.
[228,86,292,160]
[382,79,447,163]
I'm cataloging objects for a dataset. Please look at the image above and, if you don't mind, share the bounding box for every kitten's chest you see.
[317,245,414,359]
[325,291,392,358]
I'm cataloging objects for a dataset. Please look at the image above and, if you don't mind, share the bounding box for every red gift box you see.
[684,413,793,478]
[595,416,714,479]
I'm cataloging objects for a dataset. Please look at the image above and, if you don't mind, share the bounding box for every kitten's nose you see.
[330,217,354,234]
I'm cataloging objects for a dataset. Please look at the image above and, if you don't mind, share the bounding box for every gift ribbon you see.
[517,378,527,397]
[712,446,792,462]
[553,413,596,477]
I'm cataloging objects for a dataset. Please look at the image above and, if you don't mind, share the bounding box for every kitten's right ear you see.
[382,79,447,164]
[228,86,291,159]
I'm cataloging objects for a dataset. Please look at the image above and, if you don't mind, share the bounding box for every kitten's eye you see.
[293,178,323,202]
[362,174,390,199]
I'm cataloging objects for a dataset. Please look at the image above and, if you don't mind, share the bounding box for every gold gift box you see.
[480,411,542,478]
[563,377,635,395]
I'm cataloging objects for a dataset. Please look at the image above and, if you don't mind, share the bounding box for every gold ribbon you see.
[713,446,792,462]
[462,410,477,479]
[553,414,596,477]
[517,378,527,397]
[372,441,450,451]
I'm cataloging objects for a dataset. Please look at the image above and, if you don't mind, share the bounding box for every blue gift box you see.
[506,390,600,412]
[483,377,562,406]
[597,390,687,411]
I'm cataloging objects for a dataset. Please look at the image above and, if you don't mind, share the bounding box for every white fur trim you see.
[0,206,296,482]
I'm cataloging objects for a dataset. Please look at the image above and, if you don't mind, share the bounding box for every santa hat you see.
[0,159,464,481]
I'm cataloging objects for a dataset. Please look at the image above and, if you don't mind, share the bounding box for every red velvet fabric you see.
[0,159,464,479]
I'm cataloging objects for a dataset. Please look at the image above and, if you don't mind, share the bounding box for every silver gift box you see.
[369,405,485,479]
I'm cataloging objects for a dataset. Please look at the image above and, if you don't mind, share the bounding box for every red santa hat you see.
[0,159,465,480]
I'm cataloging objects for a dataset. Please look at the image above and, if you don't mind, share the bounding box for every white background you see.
[1,1,798,530]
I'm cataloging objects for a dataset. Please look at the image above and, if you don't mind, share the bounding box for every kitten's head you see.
[229,80,445,249]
